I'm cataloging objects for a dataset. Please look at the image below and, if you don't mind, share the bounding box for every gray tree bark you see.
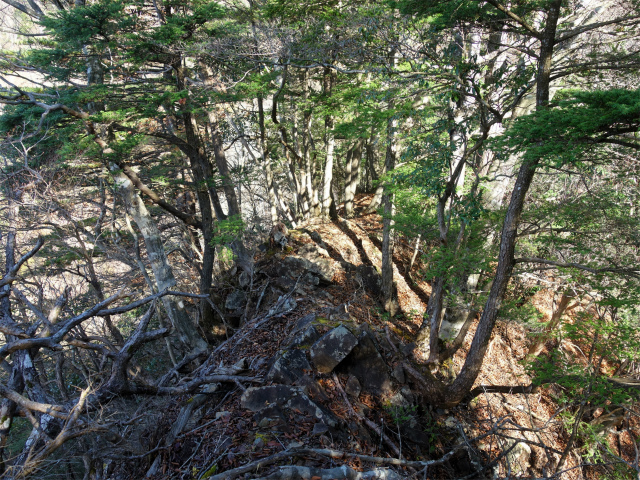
[114,171,207,352]
[380,116,398,315]
[344,139,363,218]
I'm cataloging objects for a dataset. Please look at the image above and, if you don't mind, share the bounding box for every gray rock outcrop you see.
[310,325,359,373]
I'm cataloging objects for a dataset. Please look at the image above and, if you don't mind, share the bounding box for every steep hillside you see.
[114,202,639,480]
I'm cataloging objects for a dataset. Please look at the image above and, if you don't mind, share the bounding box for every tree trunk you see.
[0,189,24,475]
[321,68,335,219]
[114,171,207,352]
[258,96,278,225]
[344,139,363,217]
[380,116,398,314]
[209,116,251,270]
[438,1,562,406]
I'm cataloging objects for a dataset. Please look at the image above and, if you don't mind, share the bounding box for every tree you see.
[395,0,640,406]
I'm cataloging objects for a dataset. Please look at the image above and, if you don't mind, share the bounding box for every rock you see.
[241,385,300,412]
[225,289,246,310]
[267,295,297,317]
[293,313,316,332]
[341,332,393,396]
[280,244,337,284]
[266,349,312,385]
[261,466,403,480]
[286,391,339,427]
[327,303,349,320]
[241,385,338,427]
[400,386,414,404]
[312,423,329,436]
[310,325,359,374]
[273,276,296,291]
[238,271,250,288]
[401,342,416,357]
[506,440,531,474]
[355,265,382,298]
[295,374,330,403]
[270,222,289,250]
[253,436,265,449]
[345,375,361,398]
[288,324,321,349]
[272,230,287,249]
[299,242,330,259]
[387,391,411,409]
[440,306,471,341]
[444,416,458,429]
[392,364,405,383]
[215,411,231,421]
[302,272,320,286]
[253,404,286,429]
[258,418,273,428]
[309,231,329,251]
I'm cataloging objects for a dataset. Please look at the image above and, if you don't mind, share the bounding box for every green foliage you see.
[395,0,499,29]
[4,418,31,459]
[384,403,418,425]
[576,420,635,480]
[495,89,640,168]
[526,307,639,406]
[498,298,544,327]
[211,215,245,247]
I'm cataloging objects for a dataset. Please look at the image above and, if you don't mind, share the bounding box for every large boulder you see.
[241,385,338,427]
[310,325,359,374]
[439,306,472,341]
[341,331,393,396]
[355,265,382,298]
[284,313,321,349]
[266,349,312,385]
[279,244,337,284]
[241,385,298,412]
[506,440,532,475]
[225,289,246,310]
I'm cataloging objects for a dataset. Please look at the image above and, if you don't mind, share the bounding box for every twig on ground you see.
[332,373,402,458]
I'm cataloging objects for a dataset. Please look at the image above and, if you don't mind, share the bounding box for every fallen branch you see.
[467,384,539,400]
[208,444,471,480]
[0,237,44,289]
[332,373,401,458]
[258,464,402,480]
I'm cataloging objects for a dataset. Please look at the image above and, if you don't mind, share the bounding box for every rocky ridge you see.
[132,211,615,480]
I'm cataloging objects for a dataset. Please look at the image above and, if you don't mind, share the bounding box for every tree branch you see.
[514,257,640,278]
[482,0,541,38]
[110,158,202,229]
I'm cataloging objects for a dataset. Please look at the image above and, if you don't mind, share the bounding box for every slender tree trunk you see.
[321,68,335,219]
[283,146,302,219]
[321,131,334,219]
[381,115,398,314]
[114,171,207,352]
[365,135,378,193]
[439,1,562,406]
[257,96,278,224]
[302,129,315,219]
[344,139,363,217]
[366,167,387,213]
[0,188,24,475]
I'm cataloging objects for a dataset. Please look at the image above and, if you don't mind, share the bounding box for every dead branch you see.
[0,237,44,290]
[332,373,402,458]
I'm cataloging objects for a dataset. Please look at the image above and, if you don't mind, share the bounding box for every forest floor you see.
[123,194,638,480]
